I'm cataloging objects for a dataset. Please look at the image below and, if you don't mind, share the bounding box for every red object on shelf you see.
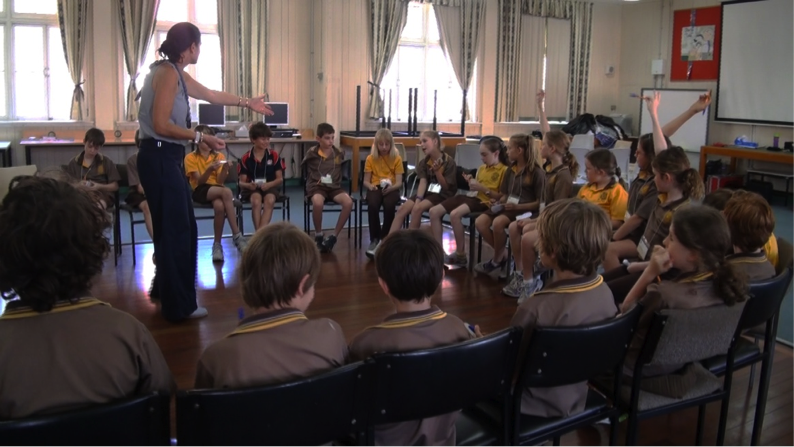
[706,175,743,193]
[671,6,722,81]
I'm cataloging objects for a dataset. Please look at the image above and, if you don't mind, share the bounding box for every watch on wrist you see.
[194,131,202,144]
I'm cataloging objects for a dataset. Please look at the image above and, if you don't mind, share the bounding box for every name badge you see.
[320,174,333,185]
[637,236,650,260]
[428,183,441,194]
[507,195,520,205]
[255,179,266,184]
[539,202,546,213]
[266,159,273,165]
[466,190,478,198]
[625,210,631,221]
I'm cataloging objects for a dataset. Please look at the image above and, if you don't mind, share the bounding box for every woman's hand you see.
[648,245,672,276]
[202,134,226,151]
[248,95,274,116]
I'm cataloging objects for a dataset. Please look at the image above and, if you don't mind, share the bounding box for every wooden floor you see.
[86,228,791,446]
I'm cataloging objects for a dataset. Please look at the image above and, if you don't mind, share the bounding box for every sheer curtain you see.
[57,0,90,120]
[516,14,544,120]
[545,17,570,119]
[117,0,160,121]
[368,0,408,119]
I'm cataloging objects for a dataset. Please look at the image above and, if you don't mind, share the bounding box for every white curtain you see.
[368,0,409,119]
[217,0,268,122]
[57,0,90,120]
[545,17,570,119]
[516,14,544,120]
[433,0,485,120]
[117,0,160,121]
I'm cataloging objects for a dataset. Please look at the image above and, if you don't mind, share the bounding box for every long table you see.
[340,135,467,193]
[699,145,794,178]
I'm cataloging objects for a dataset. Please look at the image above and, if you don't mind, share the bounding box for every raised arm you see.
[644,92,667,153]
[662,90,711,137]
[537,90,550,135]
[182,71,273,116]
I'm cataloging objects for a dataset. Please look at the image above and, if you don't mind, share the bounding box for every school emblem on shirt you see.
[549,175,557,186]
[640,184,649,195]
[600,192,607,200]
[663,210,674,225]
[266,159,273,165]
[491,172,500,182]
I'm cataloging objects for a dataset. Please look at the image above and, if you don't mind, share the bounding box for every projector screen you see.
[716,0,793,125]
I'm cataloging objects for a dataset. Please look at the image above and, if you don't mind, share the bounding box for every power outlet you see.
[610,105,617,111]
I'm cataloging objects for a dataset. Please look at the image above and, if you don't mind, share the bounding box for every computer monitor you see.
[264,102,289,127]
[198,104,225,126]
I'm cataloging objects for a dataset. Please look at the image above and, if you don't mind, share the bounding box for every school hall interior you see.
[0,0,792,445]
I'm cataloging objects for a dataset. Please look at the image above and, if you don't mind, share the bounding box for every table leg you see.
[729,157,737,174]
[699,149,708,179]
[26,146,31,166]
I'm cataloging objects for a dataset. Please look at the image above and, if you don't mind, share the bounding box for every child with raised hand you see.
[429,136,508,266]
[604,146,703,271]
[389,130,457,233]
[184,125,247,262]
[474,134,545,280]
[363,128,404,259]
[503,130,578,298]
[196,222,347,389]
[621,206,747,397]
[703,189,780,272]
[511,198,618,417]
[302,122,355,253]
[350,229,474,445]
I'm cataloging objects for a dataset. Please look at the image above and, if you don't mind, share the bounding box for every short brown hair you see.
[249,122,273,140]
[375,230,444,302]
[316,122,335,137]
[723,191,775,253]
[702,188,735,211]
[238,222,321,309]
[535,198,611,276]
[83,128,105,147]
[0,177,110,312]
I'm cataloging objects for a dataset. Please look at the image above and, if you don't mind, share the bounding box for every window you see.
[0,0,73,120]
[123,0,221,121]
[380,2,478,123]
[517,16,571,121]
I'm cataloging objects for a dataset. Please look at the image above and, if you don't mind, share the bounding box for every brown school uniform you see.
[638,195,691,260]
[625,171,658,244]
[125,152,147,208]
[349,306,473,446]
[64,152,121,205]
[625,272,727,396]
[490,163,546,220]
[195,308,348,389]
[510,275,618,417]
[412,152,458,205]
[302,145,346,200]
[726,252,776,281]
[0,297,174,419]
[543,164,573,205]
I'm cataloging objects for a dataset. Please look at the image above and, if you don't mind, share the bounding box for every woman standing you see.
[137,22,271,322]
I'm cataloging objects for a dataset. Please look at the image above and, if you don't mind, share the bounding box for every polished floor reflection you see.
[30,227,794,444]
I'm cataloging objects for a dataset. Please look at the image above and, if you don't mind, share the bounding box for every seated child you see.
[429,136,507,266]
[577,149,628,229]
[184,125,247,263]
[363,128,404,259]
[474,134,545,279]
[195,222,348,389]
[390,130,458,234]
[511,198,618,417]
[302,122,354,253]
[503,129,578,298]
[349,230,474,446]
[64,128,120,210]
[0,176,173,419]
[704,188,780,272]
[722,191,776,280]
[238,122,284,232]
[126,130,154,244]
[620,206,746,397]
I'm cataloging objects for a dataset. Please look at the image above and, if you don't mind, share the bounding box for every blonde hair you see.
[373,128,398,160]
[509,133,542,184]
[536,198,612,276]
[421,129,442,153]
[544,130,579,178]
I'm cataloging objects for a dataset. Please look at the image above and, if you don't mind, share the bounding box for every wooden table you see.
[0,141,10,167]
[340,135,467,192]
[699,145,794,178]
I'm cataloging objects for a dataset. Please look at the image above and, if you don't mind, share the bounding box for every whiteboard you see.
[638,88,709,152]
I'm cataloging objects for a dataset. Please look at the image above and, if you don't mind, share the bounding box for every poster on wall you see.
[671,6,721,80]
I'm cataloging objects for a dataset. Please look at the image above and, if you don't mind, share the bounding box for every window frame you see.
[119,0,219,123]
[0,0,76,122]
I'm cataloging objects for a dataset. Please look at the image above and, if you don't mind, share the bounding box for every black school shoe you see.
[323,235,338,252]
[315,234,326,252]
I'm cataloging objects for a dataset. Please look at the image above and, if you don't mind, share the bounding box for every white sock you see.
[316,232,323,238]
[233,232,242,239]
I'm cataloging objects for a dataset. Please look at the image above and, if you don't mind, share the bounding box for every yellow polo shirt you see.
[577,182,628,222]
[365,154,404,185]
[185,151,226,189]
[764,233,779,269]
[475,163,507,203]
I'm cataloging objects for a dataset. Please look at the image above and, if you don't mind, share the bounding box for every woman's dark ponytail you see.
[156,22,201,63]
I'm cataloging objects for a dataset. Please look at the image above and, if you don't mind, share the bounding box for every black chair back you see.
[454,166,478,191]
[776,237,793,275]
[176,362,371,446]
[740,267,793,331]
[0,392,170,446]
[116,163,129,188]
[517,304,642,389]
[367,327,522,425]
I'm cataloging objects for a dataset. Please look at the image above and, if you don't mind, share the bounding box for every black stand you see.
[461,89,467,136]
[355,85,361,137]
[413,88,418,137]
[387,89,392,130]
[432,90,437,130]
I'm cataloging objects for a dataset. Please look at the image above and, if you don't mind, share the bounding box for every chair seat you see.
[455,410,501,446]
[119,203,138,213]
[701,337,762,376]
[620,363,723,412]
[193,199,243,208]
